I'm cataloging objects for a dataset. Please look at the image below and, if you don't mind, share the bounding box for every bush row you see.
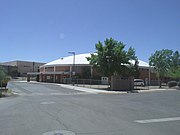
[168,81,180,88]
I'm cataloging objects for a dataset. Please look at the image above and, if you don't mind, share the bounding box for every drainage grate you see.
[43,130,76,135]
[54,133,63,135]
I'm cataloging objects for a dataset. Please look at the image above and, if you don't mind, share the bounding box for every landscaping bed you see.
[0,88,13,98]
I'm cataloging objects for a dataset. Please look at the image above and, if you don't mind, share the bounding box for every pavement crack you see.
[39,105,69,130]
[77,129,124,135]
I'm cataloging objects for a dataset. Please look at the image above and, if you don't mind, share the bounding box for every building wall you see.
[40,74,69,83]
[40,67,45,72]
[39,65,92,83]
[44,67,54,72]
[2,61,17,66]
[40,66,70,73]
[17,61,45,76]
[3,61,45,77]
[55,66,70,72]
[39,65,160,84]
[0,65,18,77]
[138,67,157,80]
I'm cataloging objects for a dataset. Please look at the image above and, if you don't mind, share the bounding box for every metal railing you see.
[63,78,172,90]
[63,78,110,89]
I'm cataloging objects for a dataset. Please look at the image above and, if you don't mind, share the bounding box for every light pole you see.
[68,52,75,85]
[148,65,151,89]
[33,62,35,72]
[106,55,111,88]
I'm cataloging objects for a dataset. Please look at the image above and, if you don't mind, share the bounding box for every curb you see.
[138,89,177,93]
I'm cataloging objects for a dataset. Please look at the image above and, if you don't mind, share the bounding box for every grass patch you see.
[6,89,13,94]
[0,89,13,98]
[0,92,3,97]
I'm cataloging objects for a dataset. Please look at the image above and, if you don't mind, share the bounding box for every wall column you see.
[27,74,30,82]
[53,66,56,83]
[70,66,72,79]
[90,66,93,78]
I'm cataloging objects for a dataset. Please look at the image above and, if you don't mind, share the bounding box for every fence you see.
[63,78,170,90]
[63,78,110,89]
[132,80,168,90]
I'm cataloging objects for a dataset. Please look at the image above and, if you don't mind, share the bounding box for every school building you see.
[37,53,157,84]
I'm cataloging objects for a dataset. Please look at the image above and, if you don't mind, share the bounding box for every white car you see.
[134,79,144,86]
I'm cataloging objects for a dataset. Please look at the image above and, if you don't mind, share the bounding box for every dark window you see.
[24,65,31,67]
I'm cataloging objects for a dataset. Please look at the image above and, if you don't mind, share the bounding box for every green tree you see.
[0,66,7,89]
[87,38,137,79]
[81,67,91,79]
[168,51,180,80]
[131,59,140,78]
[149,49,173,88]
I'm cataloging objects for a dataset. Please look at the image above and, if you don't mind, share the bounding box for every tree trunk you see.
[108,76,111,90]
[0,81,2,91]
[159,80,162,88]
[158,77,162,88]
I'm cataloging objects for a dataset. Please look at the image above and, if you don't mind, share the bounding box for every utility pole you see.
[33,62,35,72]
[68,52,75,85]
[148,66,151,89]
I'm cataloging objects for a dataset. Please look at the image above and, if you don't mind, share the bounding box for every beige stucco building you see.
[2,60,45,77]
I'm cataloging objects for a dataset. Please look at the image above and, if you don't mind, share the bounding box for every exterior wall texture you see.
[39,64,159,84]
[55,66,70,72]
[138,67,157,80]
[2,61,45,77]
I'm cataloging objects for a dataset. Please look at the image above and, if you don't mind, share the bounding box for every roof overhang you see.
[40,64,91,68]
[28,71,70,75]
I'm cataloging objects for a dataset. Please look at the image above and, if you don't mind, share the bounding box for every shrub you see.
[167,81,177,88]
[178,82,180,87]
[0,92,2,97]
[0,77,10,88]
[0,66,8,88]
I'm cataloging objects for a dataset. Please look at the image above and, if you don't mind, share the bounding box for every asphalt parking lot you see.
[0,81,180,135]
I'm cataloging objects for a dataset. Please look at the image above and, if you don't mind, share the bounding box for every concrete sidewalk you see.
[59,84,129,94]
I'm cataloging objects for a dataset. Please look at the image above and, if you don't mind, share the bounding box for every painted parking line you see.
[135,117,180,124]
[40,101,55,105]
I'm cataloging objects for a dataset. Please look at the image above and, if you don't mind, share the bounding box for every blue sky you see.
[0,0,179,63]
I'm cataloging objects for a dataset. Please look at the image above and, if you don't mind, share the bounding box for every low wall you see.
[111,76,134,91]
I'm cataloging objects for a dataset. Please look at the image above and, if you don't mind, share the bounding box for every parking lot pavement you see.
[8,81,86,96]
[1,81,180,135]
[9,81,128,94]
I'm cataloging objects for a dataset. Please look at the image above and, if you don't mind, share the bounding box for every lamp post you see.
[106,55,111,74]
[33,62,35,72]
[106,55,111,88]
[148,66,151,89]
[68,52,75,85]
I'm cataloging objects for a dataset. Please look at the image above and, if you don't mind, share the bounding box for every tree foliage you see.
[0,66,6,81]
[149,49,173,79]
[0,66,7,89]
[168,51,180,80]
[87,38,137,78]
[149,49,180,87]
[131,59,140,78]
